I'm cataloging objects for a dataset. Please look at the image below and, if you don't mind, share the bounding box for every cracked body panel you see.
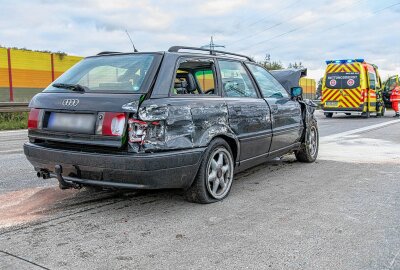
[135,98,237,154]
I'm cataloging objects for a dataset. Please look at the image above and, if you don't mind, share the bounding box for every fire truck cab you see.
[322,59,384,118]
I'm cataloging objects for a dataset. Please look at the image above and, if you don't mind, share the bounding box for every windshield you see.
[384,76,398,92]
[325,72,360,89]
[45,54,156,93]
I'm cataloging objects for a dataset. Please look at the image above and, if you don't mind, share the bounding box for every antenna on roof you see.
[125,30,138,52]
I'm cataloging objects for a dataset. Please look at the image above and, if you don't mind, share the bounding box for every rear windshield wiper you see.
[52,83,88,92]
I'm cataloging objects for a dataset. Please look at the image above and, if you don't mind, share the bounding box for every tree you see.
[288,62,304,69]
[255,53,284,70]
[258,60,284,70]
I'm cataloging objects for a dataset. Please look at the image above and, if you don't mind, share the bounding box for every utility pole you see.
[265,53,270,63]
[201,36,225,51]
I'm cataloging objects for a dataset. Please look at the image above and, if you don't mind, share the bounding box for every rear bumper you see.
[323,106,364,113]
[24,143,205,189]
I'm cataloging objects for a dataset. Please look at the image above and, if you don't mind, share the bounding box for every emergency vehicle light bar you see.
[325,59,364,65]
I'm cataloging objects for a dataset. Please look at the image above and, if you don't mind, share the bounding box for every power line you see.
[251,0,400,55]
[228,0,304,46]
[232,0,297,30]
[236,0,365,52]
[246,0,303,28]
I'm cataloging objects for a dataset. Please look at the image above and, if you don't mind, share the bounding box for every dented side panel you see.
[134,97,238,155]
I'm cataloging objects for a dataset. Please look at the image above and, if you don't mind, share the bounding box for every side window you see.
[172,58,217,96]
[246,64,289,98]
[218,60,258,98]
[368,72,376,90]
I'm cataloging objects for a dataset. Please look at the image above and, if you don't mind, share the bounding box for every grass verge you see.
[0,112,28,130]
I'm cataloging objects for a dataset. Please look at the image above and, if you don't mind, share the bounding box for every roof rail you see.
[168,46,254,62]
[97,51,122,55]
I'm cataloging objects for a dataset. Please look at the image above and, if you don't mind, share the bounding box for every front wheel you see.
[295,120,319,163]
[185,138,234,203]
[325,113,333,118]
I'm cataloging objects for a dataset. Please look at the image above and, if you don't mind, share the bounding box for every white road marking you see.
[0,149,23,154]
[320,119,400,142]
[0,129,27,134]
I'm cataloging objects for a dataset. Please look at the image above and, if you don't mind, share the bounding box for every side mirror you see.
[291,86,302,98]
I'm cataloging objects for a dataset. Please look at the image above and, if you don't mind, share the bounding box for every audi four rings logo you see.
[62,99,79,107]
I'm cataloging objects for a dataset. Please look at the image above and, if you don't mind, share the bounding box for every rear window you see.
[45,54,156,93]
[325,72,360,89]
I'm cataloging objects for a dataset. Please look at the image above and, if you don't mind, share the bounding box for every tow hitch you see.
[37,165,81,190]
[54,165,82,189]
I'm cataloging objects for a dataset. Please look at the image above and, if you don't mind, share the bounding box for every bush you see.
[0,112,28,130]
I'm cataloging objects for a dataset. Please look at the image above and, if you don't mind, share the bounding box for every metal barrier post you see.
[7,48,13,102]
[51,53,55,82]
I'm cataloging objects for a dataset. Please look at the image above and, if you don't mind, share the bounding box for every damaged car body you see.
[24,46,319,203]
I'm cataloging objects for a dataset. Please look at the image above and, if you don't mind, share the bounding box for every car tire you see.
[295,120,319,163]
[345,113,351,116]
[184,138,234,204]
[325,113,333,118]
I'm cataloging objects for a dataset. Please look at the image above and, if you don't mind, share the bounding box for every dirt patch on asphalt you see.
[0,187,77,228]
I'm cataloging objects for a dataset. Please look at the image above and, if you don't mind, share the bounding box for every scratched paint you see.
[129,102,235,153]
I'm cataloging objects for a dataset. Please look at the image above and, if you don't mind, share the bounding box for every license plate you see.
[325,101,339,107]
[47,112,96,134]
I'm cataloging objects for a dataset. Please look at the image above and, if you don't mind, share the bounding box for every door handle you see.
[271,105,278,113]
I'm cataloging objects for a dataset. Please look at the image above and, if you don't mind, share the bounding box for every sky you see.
[1,0,400,81]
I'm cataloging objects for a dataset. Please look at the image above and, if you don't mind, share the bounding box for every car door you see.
[383,75,398,106]
[246,63,302,153]
[217,59,272,163]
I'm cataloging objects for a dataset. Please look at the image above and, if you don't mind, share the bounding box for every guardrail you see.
[0,102,30,113]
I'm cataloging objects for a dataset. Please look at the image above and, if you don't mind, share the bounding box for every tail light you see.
[360,89,365,102]
[96,112,126,136]
[128,118,164,144]
[28,108,41,129]
[128,119,148,144]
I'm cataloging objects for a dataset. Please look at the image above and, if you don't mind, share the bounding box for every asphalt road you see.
[0,111,399,270]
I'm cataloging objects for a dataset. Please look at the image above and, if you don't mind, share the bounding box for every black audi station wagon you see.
[24,46,319,203]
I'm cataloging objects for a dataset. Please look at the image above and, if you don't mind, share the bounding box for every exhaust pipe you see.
[37,170,50,179]
[38,166,82,190]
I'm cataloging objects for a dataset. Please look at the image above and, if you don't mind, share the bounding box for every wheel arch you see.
[207,134,240,165]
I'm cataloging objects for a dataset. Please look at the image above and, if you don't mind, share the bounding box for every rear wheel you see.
[295,120,319,163]
[325,113,333,118]
[345,113,351,116]
[185,138,234,204]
